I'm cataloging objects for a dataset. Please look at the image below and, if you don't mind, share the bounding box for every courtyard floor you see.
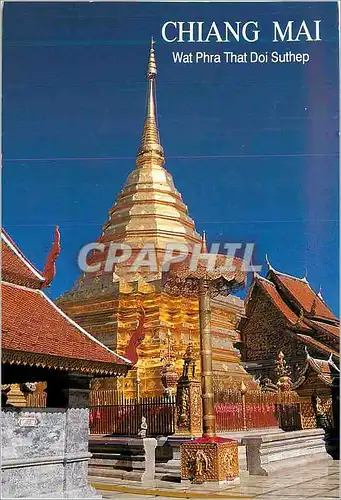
[91,457,339,500]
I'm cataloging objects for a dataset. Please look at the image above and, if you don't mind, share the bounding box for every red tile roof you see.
[2,282,131,373]
[275,273,337,321]
[257,277,311,331]
[1,228,131,375]
[1,229,45,287]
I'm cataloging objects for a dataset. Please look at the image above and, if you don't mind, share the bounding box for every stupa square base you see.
[180,437,239,485]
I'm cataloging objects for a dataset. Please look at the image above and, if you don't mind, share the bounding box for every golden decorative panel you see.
[181,438,239,483]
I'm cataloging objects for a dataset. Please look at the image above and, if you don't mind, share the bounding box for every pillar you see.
[176,378,202,437]
[198,277,216,438]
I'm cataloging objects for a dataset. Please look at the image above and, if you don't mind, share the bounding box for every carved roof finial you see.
[302,267,308,283]
[328,352,340,373]
[317,285,324,300]
[265,253,273,271]
[42,226,61,288]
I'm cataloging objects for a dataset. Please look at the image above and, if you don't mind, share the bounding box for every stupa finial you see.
[201,231,208,253]
[137,38,164,166]
[147,37,157,78]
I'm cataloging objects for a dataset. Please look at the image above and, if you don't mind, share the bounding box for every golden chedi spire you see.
[137,37,164,166]
[101,38,201,270]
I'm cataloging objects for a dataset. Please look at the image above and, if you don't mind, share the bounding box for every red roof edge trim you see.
[2,348,130,376]
[271,270,308,283]
[1,229,45,282]
[40,289,132,365]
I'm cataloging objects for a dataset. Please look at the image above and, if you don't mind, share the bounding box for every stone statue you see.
[138,416,148,438]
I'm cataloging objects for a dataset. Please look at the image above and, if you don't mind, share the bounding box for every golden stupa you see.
[56,40,253,396]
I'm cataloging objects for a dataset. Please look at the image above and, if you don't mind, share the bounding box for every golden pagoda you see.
[56,39,254,397]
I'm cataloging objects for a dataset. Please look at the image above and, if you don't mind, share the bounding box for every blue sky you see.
[2,2,339,313]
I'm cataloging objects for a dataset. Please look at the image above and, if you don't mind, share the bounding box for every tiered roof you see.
[269,269,337,322]
[245,260,339,359]
[1,229,131,376]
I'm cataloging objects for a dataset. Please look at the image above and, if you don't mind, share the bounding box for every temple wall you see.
[1,407,99,499]
[240,290,310,382]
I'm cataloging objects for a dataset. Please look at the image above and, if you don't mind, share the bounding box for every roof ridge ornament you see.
[265,253,274,271]
[317,285,324,301]
[41,226,61,289]
[302,267,308,283]
[328,352,340,373]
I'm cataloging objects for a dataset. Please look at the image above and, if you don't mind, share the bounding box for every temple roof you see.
[2,230,131,376]
[269,270,337,322]
[243,261,339,359]
[255,276,310,330]
[2,229,45,288]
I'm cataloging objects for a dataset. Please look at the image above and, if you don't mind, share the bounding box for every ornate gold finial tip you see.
[147,37,157,78]
[201,231,208,253]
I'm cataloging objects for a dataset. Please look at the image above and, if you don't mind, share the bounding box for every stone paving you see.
[92,457,339,500]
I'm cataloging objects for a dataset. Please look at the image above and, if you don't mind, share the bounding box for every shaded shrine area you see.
[1,228,131,499]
